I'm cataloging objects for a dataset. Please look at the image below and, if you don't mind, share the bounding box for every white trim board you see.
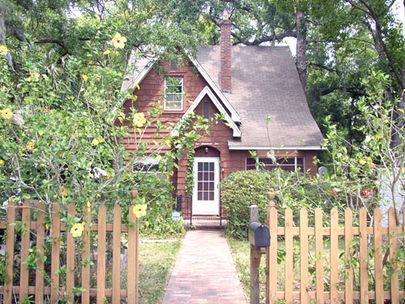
[228,145,324,150]
[133,58,157,88]
[188,54,240,123]
[174,86,241,137]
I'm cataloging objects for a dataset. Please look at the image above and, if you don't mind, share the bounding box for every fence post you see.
[250,205,261,304]
[267,191,277,304]
[50,203,61,304]
[4,199,16,304]
[127,189,139,304]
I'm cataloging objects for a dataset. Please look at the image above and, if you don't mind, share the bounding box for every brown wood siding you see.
[122,61,208,153]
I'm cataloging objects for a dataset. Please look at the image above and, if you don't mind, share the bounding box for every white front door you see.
[192,157,220,215]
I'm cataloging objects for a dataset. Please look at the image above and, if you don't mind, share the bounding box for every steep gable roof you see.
[122,45,324,150]
[196,45,324,150]
[121,50,241,123]
[178,86,241,137]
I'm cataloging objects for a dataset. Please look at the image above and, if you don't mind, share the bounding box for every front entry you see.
[192,157,220,215]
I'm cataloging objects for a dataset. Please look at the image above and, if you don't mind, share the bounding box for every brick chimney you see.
[220,8,232,93]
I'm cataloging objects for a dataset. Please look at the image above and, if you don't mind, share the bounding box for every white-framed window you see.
[134,157,161,173]
[246,157,305,173]
[164,76,183,111]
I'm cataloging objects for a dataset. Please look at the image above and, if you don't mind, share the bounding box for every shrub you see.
[221,170,271,239]
[136,173,185,237]
[221,169,359,239]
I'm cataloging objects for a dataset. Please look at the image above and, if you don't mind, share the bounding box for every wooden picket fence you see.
[0,200,139,304]
[266,206,405,304]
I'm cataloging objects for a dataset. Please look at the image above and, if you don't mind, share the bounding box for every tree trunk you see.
[360,4,405,150]
[295,9,307,93]
[0,2,6,44]
[0,2,13,67]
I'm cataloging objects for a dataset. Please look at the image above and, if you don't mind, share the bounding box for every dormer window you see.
[164,77,183,110]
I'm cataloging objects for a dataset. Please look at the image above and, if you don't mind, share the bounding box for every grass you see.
[227,238,267,303]
[139,240,182,304]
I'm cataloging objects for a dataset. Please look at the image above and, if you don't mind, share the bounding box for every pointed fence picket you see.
[0,201,139,304]
[266,206,405,304]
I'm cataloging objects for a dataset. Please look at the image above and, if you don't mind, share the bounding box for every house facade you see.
[121,12,324,217]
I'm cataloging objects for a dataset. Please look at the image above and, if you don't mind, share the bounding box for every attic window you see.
[203,100,210,118]
[164,77,183,111]
[246,157,305,172]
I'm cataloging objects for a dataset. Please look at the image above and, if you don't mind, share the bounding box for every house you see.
[121,11,324,217]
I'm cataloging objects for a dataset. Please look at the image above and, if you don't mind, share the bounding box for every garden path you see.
[162,230,247,304]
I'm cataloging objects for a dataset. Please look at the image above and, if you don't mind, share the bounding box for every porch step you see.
[184,216,227,230]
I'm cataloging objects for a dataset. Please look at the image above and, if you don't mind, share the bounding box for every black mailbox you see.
[249,222,270,248]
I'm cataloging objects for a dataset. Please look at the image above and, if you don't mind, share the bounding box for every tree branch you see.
[234,30,297,45]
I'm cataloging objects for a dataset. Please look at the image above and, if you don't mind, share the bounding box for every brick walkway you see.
[162,230,247,304]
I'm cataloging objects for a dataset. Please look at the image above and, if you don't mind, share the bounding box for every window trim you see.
[164,76,184,111]
[245,156,306,173]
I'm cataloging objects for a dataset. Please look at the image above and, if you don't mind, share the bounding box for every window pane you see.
[209,163,214,171]
[259,158,275,165]
[247,158,256,165]
[204,101,210,118]
[277,157,295,165]
[209,192,214,200]
[165,77,183,110]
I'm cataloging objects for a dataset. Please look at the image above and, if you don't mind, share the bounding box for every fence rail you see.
[266,206,405,304]
[0,200,139,304]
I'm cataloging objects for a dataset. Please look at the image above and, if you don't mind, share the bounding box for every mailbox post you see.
[249,205,270,304]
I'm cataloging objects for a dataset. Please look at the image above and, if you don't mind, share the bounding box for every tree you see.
[0,0,211,218]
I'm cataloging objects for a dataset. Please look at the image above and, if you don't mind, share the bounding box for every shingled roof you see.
[195,45,324,150]
[122,45,324,150]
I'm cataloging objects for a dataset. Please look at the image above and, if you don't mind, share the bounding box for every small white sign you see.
[171,211,181,221]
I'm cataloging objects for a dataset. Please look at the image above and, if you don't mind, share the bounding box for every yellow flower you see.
[103,49,111,55]
[0,159,4,166]
[132,112,146,128]
[112,33,127,49]
[70,223,84,238]
[92,137,105,146]
[81,74,88,81]
[0,45,8,56]
[359,158,366,165]
[26,141,36,151]
[0,108,13,120]
[60,186,69,197]
[27,71,40,82]
[86,201,92,213]
[132,204,147,218]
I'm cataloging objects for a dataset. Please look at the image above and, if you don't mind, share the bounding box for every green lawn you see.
[227,238,267,303]
[139,240,182,304]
